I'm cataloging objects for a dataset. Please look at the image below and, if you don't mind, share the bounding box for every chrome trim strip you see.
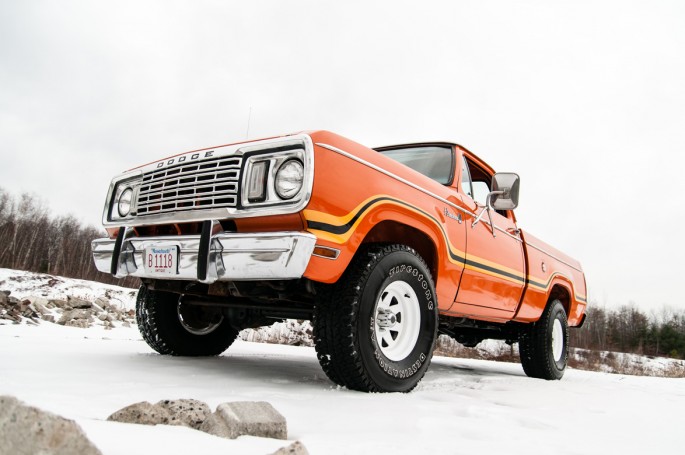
[524,240,583,273]
[92,231,316,282]
[316,142,523,244]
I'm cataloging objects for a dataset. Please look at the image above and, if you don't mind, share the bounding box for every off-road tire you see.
[313,244,438,392]
[519,299,568,380]
[136,285,238,356]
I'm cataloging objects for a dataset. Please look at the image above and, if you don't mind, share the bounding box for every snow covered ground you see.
[1,269,684,454]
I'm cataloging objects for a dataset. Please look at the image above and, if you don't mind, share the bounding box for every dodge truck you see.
[92,131,587,392]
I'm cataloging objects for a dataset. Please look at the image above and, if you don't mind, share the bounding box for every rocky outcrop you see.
[239,319,314,347]
[0,395,102,455]
[0,289,135,329]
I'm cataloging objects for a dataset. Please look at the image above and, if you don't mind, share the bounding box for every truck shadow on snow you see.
[428,357,527,379]
[131,346,526,391]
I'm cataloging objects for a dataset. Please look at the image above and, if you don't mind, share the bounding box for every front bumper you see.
[92,229,316,283]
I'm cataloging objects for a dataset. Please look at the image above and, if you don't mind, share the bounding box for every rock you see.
[29,298,51,315]
[0,290,9,305]
[97,313,112,322]
[94,297,111,310]
[271,441,310,455]
[107,401,172,426]
[200,401,287,440]
[49,299,69,309]
[65,319,90,328]
[155,399,211,430]
[0,395,102,455]
[67,296,92,309]
[58,309,93,325]
[41,314,56,323]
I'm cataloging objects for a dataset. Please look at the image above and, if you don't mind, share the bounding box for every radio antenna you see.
[245,107,252,140]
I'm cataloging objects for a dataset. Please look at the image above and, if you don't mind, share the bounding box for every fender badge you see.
[444,207,462,224]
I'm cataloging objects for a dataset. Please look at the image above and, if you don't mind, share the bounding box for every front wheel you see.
[136,285,239,356]
[519,299,569,380]
[313,245,438,392]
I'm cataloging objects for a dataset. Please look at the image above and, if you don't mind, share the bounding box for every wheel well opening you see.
[549,284,571,317]
[362,221,438,281]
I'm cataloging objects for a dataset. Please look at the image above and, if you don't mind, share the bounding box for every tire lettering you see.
[388,263,435,310]
[374,349,425,378]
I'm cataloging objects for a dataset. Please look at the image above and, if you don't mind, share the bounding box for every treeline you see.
[0,188,137,288]
[570,305,685,359]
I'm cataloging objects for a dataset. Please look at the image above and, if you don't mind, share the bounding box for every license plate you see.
[144,245,179,275]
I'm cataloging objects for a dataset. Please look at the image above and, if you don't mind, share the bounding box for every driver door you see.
[453,154,525,319]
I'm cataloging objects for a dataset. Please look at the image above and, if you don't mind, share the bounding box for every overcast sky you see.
[1,0,684,312]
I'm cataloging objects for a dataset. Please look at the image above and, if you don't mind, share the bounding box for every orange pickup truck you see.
[93,131,587,392]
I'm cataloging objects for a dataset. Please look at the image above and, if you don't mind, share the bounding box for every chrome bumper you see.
[92,230,316,283]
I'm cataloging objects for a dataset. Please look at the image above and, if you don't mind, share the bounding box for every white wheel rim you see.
[374,281,421,362]
[552,318,564,362]
[177,301,223,336]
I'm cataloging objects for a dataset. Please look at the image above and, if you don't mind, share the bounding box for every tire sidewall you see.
[357,251,437,391]
[546,302,568,376]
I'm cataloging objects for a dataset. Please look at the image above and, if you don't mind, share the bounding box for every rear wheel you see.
[313,245,438,392]
[519,299,568,380]
[136,285,239,356]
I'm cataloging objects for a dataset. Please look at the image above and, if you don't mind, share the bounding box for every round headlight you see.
[274,160,304,200]
[117,187,134,217]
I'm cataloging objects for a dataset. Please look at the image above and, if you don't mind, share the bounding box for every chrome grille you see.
[136,155,242,216]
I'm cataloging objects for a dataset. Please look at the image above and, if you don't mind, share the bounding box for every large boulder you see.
[0,395,102,455]
[200,401,287,440]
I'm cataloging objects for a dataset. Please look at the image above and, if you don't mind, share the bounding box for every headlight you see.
[274,160,304,200]
[241,147,308,207]
[117,187,133,217]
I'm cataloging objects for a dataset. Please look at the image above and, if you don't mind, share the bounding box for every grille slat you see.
[139,175,239,197]
[137,188,239,209]
[135,155,242,216]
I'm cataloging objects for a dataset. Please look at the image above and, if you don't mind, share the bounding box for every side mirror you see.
[472,172,520,237]
[491,172,520,211]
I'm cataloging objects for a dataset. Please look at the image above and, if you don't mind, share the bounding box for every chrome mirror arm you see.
[471,190,504,238]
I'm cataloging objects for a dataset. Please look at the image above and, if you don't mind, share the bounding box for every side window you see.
[462,156,492,206]
[471,181,490,206]
[463,156,510,218]
[379,146,454,184]
[460,156,473,198]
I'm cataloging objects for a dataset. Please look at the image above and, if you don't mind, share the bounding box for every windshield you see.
[379,146,453,184]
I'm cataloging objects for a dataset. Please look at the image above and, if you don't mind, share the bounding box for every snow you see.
[1,271,684,454]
